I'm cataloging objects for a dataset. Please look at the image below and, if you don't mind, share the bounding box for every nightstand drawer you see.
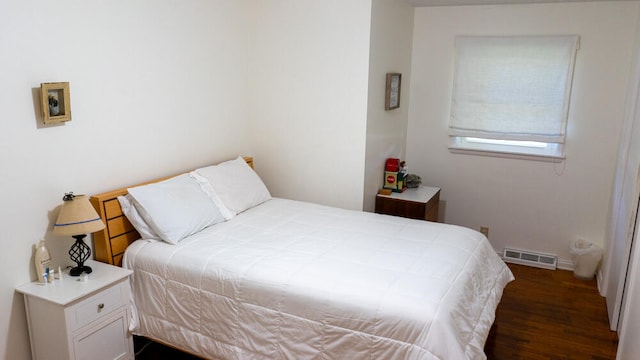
[73,309,131,360]
[67,279,129,332]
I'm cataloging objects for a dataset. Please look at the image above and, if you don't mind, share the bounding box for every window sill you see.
[448,138,565,162]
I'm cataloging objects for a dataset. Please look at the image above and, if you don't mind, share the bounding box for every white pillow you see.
[190,172,236,220]
[117,194,159,240]
[194,156,271,216]
[127,174,225,244]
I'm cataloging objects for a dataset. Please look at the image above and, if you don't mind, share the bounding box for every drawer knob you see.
[98,303,105,311]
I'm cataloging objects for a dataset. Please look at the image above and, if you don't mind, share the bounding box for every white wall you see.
[363,0,415,212]
[1,0,383,357]
[0,1,252,358]
[246,0,372,210]
[406,1,639,265]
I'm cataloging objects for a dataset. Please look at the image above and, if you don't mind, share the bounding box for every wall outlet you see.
[480,226,489,238]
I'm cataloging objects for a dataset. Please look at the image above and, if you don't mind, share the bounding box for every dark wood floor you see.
[135,263,618,359]
[134,336,202,360]
[486,263,618,360]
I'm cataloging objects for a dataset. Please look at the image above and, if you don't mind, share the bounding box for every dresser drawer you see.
[66,279,129,332]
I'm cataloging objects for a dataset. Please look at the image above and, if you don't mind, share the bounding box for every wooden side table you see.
[16,260,134,360]
[375,185,440,222]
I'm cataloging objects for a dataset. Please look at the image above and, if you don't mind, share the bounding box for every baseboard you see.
[556,258,574,271]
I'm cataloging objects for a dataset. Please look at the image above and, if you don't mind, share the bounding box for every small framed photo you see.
[385,73,401,110]
[40,82,71,124]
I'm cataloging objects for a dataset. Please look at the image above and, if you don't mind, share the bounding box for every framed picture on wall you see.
[41,82,71,124]
[385,73,401,110]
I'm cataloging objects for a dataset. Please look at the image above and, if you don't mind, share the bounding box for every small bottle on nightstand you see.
[34,240,51,284]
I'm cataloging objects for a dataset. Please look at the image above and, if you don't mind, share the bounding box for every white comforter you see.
[124,198,513,359]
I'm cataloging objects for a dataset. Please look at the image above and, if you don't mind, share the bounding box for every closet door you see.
[616,196,640,329]
[605,174,640,332]
[615,195,640,358]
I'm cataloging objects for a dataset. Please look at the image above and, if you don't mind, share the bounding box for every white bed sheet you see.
[124,198,513,359]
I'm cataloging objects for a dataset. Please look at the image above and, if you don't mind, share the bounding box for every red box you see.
[385,158,399,172]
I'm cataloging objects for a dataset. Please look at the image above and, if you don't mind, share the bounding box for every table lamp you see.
[53,193,105,276]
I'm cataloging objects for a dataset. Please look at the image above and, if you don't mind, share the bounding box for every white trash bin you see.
[570,239,603,279]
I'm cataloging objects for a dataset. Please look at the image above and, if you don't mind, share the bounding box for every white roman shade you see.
[449,35,579,144]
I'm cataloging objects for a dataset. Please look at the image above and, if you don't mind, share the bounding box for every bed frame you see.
[89,157,254,266]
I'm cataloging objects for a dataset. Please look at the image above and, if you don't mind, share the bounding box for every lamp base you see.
[69,265,92,276]
[68,234,92,277]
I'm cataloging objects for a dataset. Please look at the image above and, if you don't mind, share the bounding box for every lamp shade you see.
[53,194,105,236]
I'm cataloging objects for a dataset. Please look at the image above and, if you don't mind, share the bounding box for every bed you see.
[90,156,513,360]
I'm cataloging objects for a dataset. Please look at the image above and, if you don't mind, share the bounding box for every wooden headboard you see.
[89,157,254,266]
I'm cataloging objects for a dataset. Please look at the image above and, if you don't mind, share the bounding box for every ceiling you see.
[408,0,637,6]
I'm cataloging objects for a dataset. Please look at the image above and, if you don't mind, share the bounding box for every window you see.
[448,35,579,161]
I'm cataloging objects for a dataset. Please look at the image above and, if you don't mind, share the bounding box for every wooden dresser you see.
[375,186,440,222]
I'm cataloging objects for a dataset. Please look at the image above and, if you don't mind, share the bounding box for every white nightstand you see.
[16,260,134,360]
